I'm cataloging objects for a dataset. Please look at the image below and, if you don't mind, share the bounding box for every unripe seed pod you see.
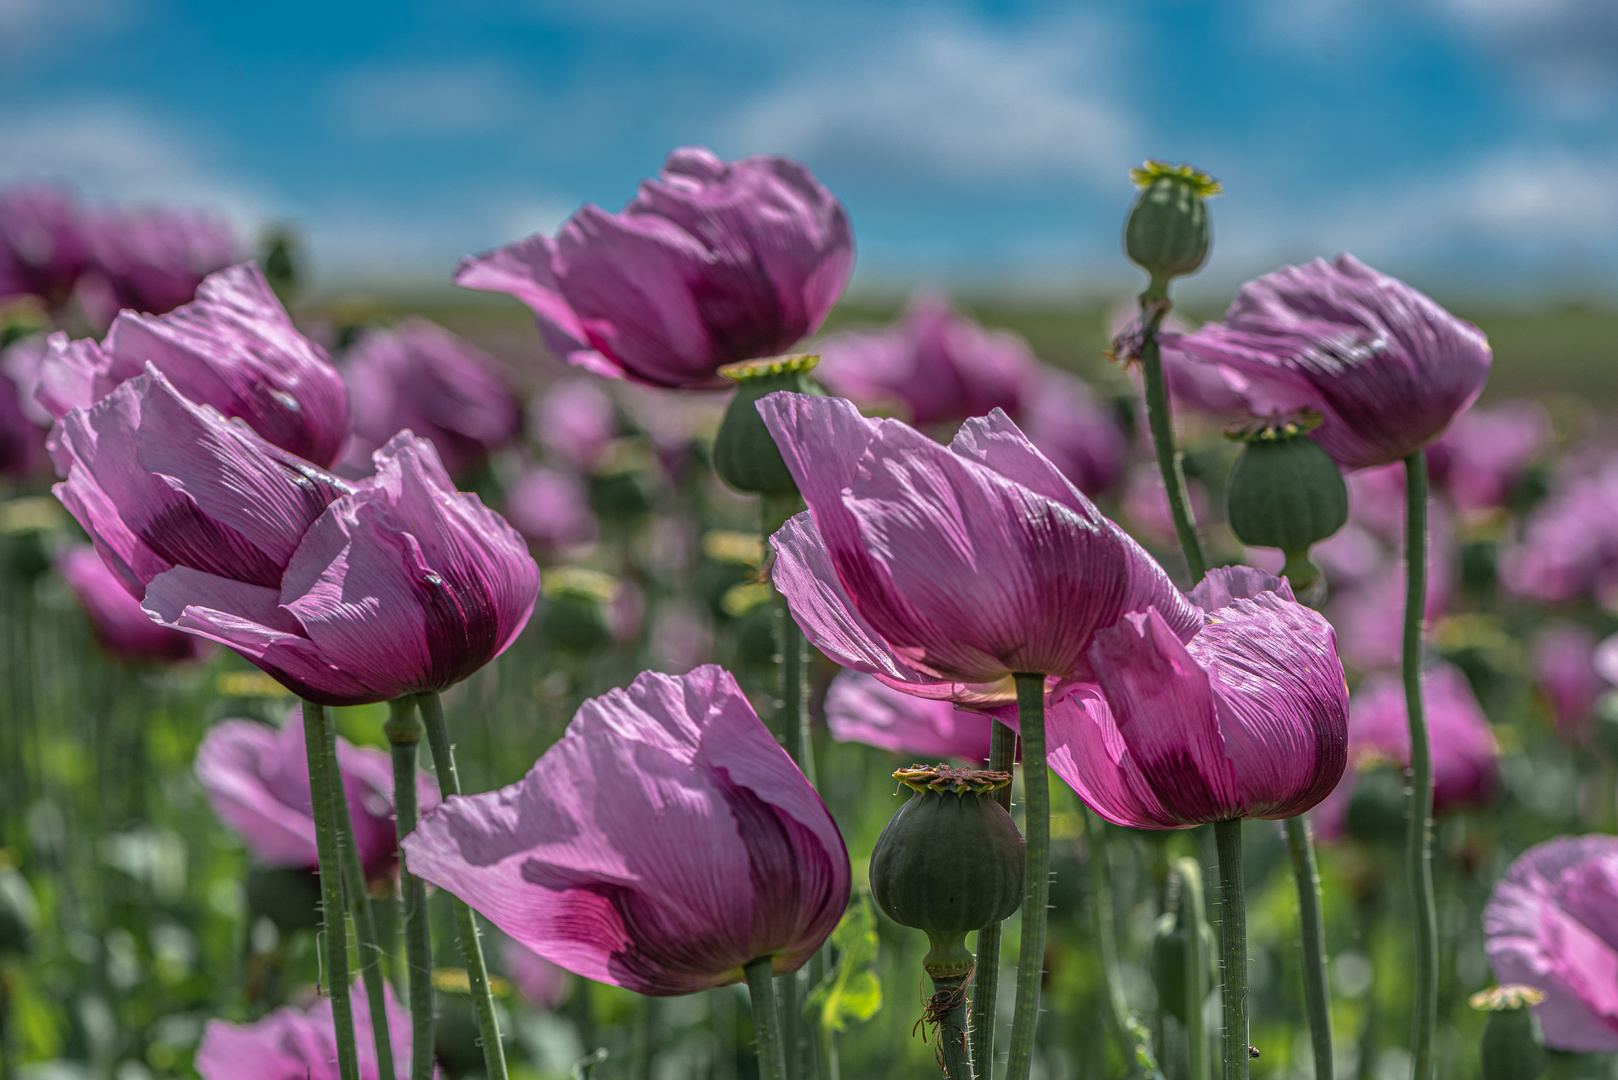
[870,765,1024,977]
[714,354,824,496]
[1125,161,1220,290]
[1472,985,1547,1080]
[1225,411,1348,556]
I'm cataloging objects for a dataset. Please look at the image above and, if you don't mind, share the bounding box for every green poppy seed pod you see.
[1345,763,1409,845]
[869,765,1024,978]
[1473,986,1548,1080]
[0,865,39,955]
[1225,411,1348,602]
[539,567,618,655]
[713,354,824,496]
[1124,161,1221,292]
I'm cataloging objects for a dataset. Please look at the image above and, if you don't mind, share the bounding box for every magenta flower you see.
[1020,368,1127,497]
[1314,663,1498,840]
[534,378,618,471]
[1162,254,1491,470]
[1435,400,1549,511]
[195,711,440,883]
[455,147,853,389]
[824,670,994,763]
[1483,835,1618,1052]
[1120,463,1211,550]
[37,262,350,467]
[1108,302,1247,415]
[760,394,1198,704]
[52,369,538,704]
[1500,451,1618,606]
[57,544,210,664]
[1042,566,1348,828]
[80,203,239,321]
[503,465,599,553]
[1533,625,1610,745]
[814,292,1035,426]
[401,665,849,996]
[341,318,521,480]
[0,356,46,479]
[195,979,425,1079]
[505,940,573,1009]
[0,182,88,309]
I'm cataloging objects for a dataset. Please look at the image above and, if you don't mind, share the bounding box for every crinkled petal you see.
[1043,684,1186,829]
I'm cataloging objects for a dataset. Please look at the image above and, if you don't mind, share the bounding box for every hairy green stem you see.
[386,697,435,1080]
[1214,820,1248,1080]
[1137,296,1207,582]
[763,494,814,786]
[1174,857,1211,1080]
[420,691,508,1080]
[327,728,395,1080]
[1004,673,1050,1080]
[970,719,1018,1072]
[1085,809,1159,1077]
[1285,815,1333,1080]
[746,956,788,1080]
[1402,451,1436,1080]
[302,699,360,1080]
[931,972,975,1079]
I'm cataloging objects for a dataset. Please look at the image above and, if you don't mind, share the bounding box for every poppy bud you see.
[539,567,618,655]
[1124,161,1220,294]
[869,765,1024,978]
[1225,411,1348,602]
[713,354,823,496]
[1149,858,1212,1024]
[1471,985,1547,1080]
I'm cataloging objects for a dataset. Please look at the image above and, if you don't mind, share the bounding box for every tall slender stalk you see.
[970,719,1019,1072]
[1214,820,1247,1080]
[1174,857,1211,1080]
[931,971,975,1079]
[746,956,788,1080]
[419,691,508,1080]
[1402,451,1436,1080]
[1285,816,1332,1080]
[328,731,395,1080]
[1137,297,1206,582]
[301,699,360,1080]
[386,696,435,1080]
[1004,673,1050,1080]
[1085,810,1159,1077]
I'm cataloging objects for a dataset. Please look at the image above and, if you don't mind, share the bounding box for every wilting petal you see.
[1485,836,1618,1053]
[402,666,849,996]
[1188,564,1295,612]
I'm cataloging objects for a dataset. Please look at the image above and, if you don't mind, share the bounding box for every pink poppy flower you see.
[1020,367,1127,497]
[1484,835,1618,1052]
[1163,254,1491,470]
[1042,566,1349,828]
[456,147,852,389]
[824,670,994,763]
[503,465,599,554]
[759,394,1198,704]
[195,979,427,1079]
[0,181,88,309]
[533,378,617,471]
[195,711,440,884]
[1532,624,1610,745]
[36,262,349,467]
[504,940,572,1010]
[57,544,210,664]
[401,665,849,996]
[80,202,239,321]
[52,368,538,704]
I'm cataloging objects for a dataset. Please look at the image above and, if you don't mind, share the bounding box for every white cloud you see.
[0,0,131,56]
[1428,0,1618,115]
[333,62,526,140]
[723,15,1133,187]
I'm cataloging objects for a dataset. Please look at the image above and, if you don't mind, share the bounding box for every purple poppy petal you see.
[1043,684,1184,829]
[57,544,208,663]
[823,671,995,763]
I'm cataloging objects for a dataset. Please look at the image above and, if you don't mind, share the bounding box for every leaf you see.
[806,894,882,1033]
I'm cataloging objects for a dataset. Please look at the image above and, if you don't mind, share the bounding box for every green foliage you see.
[808,895,883,1034]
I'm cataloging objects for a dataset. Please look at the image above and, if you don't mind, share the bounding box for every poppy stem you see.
[931,971,975,1079]
[301,699,360,1080]
[1402,450,1437,1080]
[1285,815,1333,1080]
[1213,819,1247,1080]
[746,956,789,1080]
[419,691,509,1080]
[763,494,815,786]
[1173,856,1211,1080]
[1004,673,1050,1080]
[386,696,436,1080]
[1084,809,1160,1078]
[1137,299,1207,583]
[327,724,395,1080]
[969,719,1018,1072]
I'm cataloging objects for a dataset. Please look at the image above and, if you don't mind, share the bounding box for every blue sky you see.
[3,0,1616,299]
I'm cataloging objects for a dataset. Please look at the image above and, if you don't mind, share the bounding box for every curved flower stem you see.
[1173,857,1211,1080]
[1004,673,1050,1080]
[1084,809,1160,1078]
[419,691,508,1080]
[969,719,1018,1073]
[301,699,360,1080]
[328,731,395,1080]
[1402,451,1436,1080]
[931,972,975,1079]
[1284,815,1333,1080]
[746,956,788,1080]
[1137,294,1207,583]
[1213,819,1247,1080]
[386,696,435,1080]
